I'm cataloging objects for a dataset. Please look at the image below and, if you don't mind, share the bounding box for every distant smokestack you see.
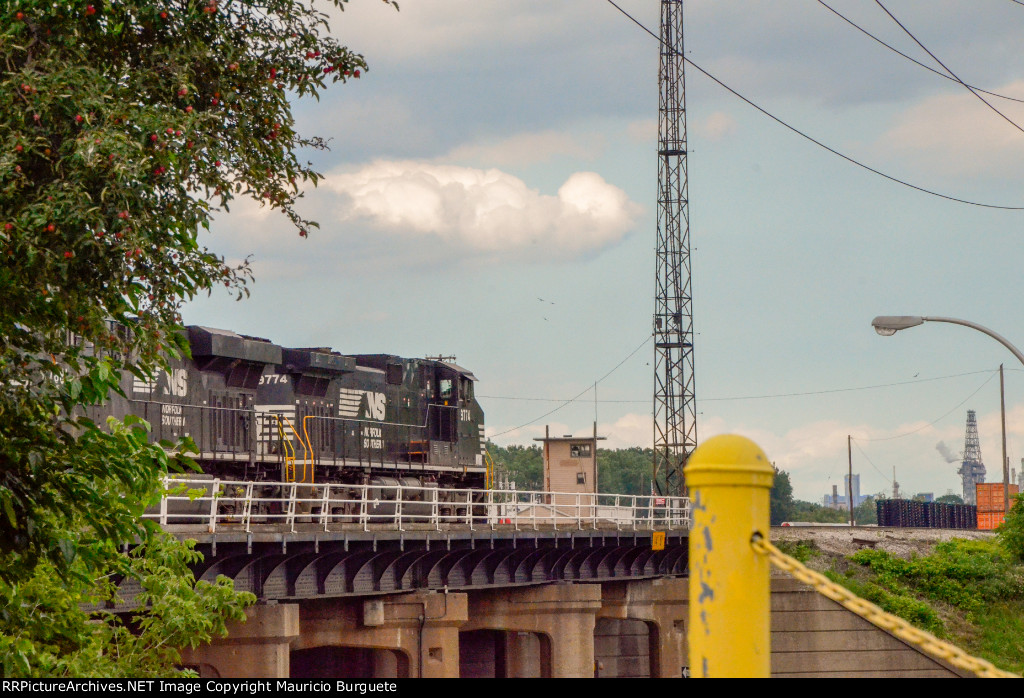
[936,441,960,463]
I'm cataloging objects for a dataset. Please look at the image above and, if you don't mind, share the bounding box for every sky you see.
[183,0,1024,503]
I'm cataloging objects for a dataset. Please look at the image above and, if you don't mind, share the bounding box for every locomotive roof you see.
[188,326,282,365]
[352,353,477,381]
[436,360,477,381]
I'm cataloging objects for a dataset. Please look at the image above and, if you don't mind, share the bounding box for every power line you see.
[874,0,1024,136]
[854,369,999,442]
[816,0,1024,104]
[603,0,1024,211]
[488,336,651,438]
[701,369,994,403]
[482,368,994,405]
[851,439,894,488]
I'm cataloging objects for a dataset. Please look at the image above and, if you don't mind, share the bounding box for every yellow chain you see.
[751,535,1018,678]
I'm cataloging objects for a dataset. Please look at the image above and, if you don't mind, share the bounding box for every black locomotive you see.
[92,326,487,493]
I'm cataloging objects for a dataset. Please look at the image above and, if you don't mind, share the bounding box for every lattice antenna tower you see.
[653,0,696,496]
[958,409,986,505]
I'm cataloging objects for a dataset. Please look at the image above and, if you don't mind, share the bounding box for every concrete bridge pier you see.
[597,578,689,678]
[179,603,300,678]
[461,583,603,678]
[292,590,469,678]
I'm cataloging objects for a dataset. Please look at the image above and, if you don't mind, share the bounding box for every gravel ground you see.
[771,526,996,560]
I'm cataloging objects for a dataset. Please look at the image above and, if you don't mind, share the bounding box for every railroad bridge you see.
[146,479,692,678]
[142,479,967,678]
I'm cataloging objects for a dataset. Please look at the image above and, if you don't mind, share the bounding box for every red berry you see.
[64,251,73,258]
[178,88,187,96]
[211,98,219,105]
[14,145,22,152]
[214,160,221,167]
[160,11,167,19]
[150,134,158,142]
[75,114,83,123]
[86,5,95,16]
[185,105,193,114]
[4,223,12,231]
[15,12,24,21]
[354,69,361,78]
[46,224,55,232]
[118,211,129,219]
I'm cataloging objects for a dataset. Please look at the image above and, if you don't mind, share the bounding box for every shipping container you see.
[977,511,1006,531]
[976,483,1020,513]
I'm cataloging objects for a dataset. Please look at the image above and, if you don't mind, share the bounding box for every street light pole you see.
[872,315,1019,512]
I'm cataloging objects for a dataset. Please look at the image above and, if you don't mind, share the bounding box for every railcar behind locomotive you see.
[93,326,487,493]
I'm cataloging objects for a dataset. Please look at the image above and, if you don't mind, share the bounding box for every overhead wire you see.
[851,439,895,489]
[480,368,994,404]
[488,335,651,438]
[873,0,1024,136]
[816,0,1024,104]
[603,0,1024,211]
[854,369,999,442]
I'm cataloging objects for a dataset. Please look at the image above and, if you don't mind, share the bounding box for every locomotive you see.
[92,325,487,496]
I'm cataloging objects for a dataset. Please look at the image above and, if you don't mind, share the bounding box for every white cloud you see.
[697,111,738,142]
[323,160,641,260]
[874,81,1024,178]
[444,130,602,167]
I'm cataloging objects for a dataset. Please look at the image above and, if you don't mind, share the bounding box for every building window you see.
[570,443,591,458]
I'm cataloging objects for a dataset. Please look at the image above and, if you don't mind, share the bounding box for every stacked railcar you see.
[96,326,486,491]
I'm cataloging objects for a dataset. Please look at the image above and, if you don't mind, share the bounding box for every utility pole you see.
[848,435,854,526]
[652,0,696,496]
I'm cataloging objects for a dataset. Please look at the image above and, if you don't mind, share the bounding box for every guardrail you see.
[145,477,690,534]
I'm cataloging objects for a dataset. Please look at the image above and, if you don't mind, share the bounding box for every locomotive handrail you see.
[279,415,306,483]
[275,415,297,482]
[301,415,315,484]
[146,477,690,534]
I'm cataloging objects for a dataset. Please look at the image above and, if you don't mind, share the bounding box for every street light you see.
[871,315,1020,512]
[872,316,1024,366]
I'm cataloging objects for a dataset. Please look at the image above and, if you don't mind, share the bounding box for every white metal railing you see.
[145,477,691,534]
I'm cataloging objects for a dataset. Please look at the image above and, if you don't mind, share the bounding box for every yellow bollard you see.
[685,434,774,678]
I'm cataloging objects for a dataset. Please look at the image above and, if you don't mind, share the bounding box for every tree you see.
[853,496,877,526]
[770,467,795,525]
[488,443,544,490]
[1,0,385,675]
[997,494,1024,562]
[936,494,964,505]
[598,447,653,495]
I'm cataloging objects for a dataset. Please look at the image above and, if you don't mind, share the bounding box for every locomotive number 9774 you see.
[92,326,487,494]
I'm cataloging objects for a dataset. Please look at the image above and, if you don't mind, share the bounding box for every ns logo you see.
[163,368,188,397]
[365,392,386,420]
[339,388,386,420]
